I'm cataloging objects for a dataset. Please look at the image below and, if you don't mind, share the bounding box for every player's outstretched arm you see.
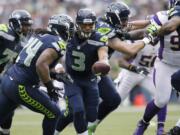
[158,16,180,35]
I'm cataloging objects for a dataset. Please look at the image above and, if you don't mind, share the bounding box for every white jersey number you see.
[16,37,43,67]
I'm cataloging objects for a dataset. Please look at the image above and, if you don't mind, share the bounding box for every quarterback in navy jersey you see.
[56,8,109,135]
[55,2,154,135]
[0,14,74,135]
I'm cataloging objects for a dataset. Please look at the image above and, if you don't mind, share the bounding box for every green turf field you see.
[11,104,180,135]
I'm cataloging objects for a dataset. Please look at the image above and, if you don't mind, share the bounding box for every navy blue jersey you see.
[96,17,124,56]
[7,33,66,85]
[0,24,20,72]
[66,32,108,78]
[168,5,180,35]
[169,5,180,18]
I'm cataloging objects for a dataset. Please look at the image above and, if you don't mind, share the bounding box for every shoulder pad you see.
[96,21,113,35]
[0,24,8,32]
[88,32,108,46]
[100,35,108,43]
[0,24,15,41]
[151,11,168,26]
[52,38,67,53]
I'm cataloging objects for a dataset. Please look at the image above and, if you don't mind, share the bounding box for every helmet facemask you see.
[9,10,33,36]
[48,14,74,41]
[105,2,130,30]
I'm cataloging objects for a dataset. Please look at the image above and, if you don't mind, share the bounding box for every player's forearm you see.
[128,29,145,40]
[108,38,144,57]
[36,49,58,83]
[36,62,51,83]
[158,17,180,36]
[126,41,145,56]
[128,20,150,30]
[98,46,109,62]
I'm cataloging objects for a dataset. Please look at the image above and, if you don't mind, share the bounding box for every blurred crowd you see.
[0,0,168,28]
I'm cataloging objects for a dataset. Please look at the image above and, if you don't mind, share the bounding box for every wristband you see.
[142,37,150,45]
[55,63,63,71]
[128,64,136,72]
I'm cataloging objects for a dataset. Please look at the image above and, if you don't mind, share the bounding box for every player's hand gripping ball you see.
[92,61,110,76]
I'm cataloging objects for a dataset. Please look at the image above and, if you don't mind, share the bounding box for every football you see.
[92,61,110,76]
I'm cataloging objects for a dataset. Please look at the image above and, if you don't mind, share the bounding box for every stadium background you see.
[0,0,178,106]
[0,0,180,134]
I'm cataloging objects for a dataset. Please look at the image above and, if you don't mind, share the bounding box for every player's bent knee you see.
[104,93,121,108]
[86,106,98,121]
[113,93,121,107]
[155,99,168,108]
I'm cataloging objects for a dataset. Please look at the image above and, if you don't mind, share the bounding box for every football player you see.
[0,14,74,135]
[54,2,154,135]
[89,2,153,133]
[56,8,109,135]
[0,9,33,135]
[133,1,180,135]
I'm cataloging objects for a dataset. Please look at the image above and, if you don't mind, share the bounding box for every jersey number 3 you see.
[71,51,85,71]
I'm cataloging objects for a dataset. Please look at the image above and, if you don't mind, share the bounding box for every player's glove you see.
[44,81,63,101]
[142,33,159,46]
[50,72,73,85]
[146,24,161,37]
[128,64,149,76]
[141,23,161,45]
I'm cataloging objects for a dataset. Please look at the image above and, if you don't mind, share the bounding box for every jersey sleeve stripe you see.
[153,14,162,26]
[52,42,60,51]
[0,31,15,41]
[87,40,105,46]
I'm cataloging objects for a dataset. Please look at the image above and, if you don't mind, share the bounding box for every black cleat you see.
[167,126,180,135]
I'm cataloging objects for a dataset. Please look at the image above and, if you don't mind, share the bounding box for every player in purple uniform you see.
[0,14,74,135]
[133,0,180,135]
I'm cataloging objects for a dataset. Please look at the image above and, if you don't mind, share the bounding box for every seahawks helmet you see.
[76,8,96,39]
[48,14,74,41]
[9,9,33,35]
[105,2,130,29]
